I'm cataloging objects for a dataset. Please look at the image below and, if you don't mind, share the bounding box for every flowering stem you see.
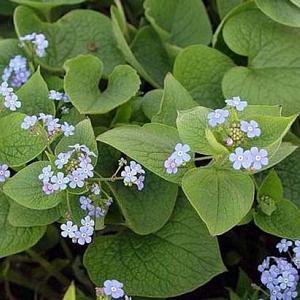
[251,283,269,297]
[26,249,69,286]
[193,156,213,162]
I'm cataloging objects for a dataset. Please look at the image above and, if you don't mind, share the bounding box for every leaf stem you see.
[26,249,69,286]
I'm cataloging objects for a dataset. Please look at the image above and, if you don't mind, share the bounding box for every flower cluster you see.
[120,159,146,191]
[60,215,94,245]
[164,143,191,174]
[95,279,132,300]
[229,147,268,170]
[20,33,49,57]
[38,144,96,195]
[0,81,21,111]
[0,164,10,183]
[2,55,31,88]
[21,113,75,138]
[48,90,70,103]
[79,183,113,218]
[258,239,300,299]
[207,96,268,171]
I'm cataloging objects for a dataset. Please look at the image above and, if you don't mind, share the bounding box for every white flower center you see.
[0,171,3,176]
[177,150,183,156]
[247,126,253,131]
[111,287,117,292]
[82,233,86,238]
[215,113,220,118]
[238,155,243,161]
[255,155,261,161]
[58,179,63,184]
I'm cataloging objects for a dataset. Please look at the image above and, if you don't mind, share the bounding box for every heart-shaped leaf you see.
[173,45,235,108]
[83,192,225,297]
[222,7,300,114]
[14,6,125,75]
[108,170,178,235]
[64,55,140,114]
[182,167,254,235]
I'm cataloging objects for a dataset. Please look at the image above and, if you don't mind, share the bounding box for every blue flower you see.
[208,109,229,127]
[225,96,247,111]
[2,55,31,87]
[21,115,38,130]
[60,221,78,239]
[229,147,253,170]
[164,157,178,174]
[276,239,293,253]
[61,122,75,137]
[293,241,300,258]
[103,279,125,299]
[136,175,145,191]
[91,183,101,195]
[170,143,191,165]
[74,225,93,245]
[51,172,69,191]
[250,147,268,170]
[55,152,71,169]
[42,182,55,195]
[4,92,21,111]
[0,164,10,182]
[79,196,92,210]
[68,169,85,189]
[81,216,95,227]
[20,33,49,57]
[240,120,261,138]
[79,161,94,178]
[38,165,53,183]
[121,166,137,186]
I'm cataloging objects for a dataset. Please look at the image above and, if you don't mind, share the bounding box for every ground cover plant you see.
[0,0,300,299]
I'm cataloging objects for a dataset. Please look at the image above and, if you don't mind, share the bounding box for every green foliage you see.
[144,0,212,47]
[14,6,125,75]
[0,113,48,166]
[222,6,300,114]
[4,161,66,209]
[0,192,46,257]
[64,55,140,114]
[84,192,225,297]
[182,168,254,235]
[1,0,300,298]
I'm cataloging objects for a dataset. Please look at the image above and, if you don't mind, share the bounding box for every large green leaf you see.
[152,73,197,126]
[141,89,163,120]
[8,200,62,227]
[14,6,125,75]
[176,106,228,155]
[275,148,300,207]
[109,170,178,235]
[254,199,300,239]
[222,7,300,114]
[0,192,46,257]
[3,161,66,210]
[16,68,55,115]
[12,0,85,9]
[111,6,171,88]
[64,55,140,114]
[182,168,254,235]
[255,0,300,27]
[173,45,234,108]
[97,123,191,184]
[216,0,243,19]
[0,113,47,167]
[55,118,98,163]
[84,192,225,297]
[144,0,212,47]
